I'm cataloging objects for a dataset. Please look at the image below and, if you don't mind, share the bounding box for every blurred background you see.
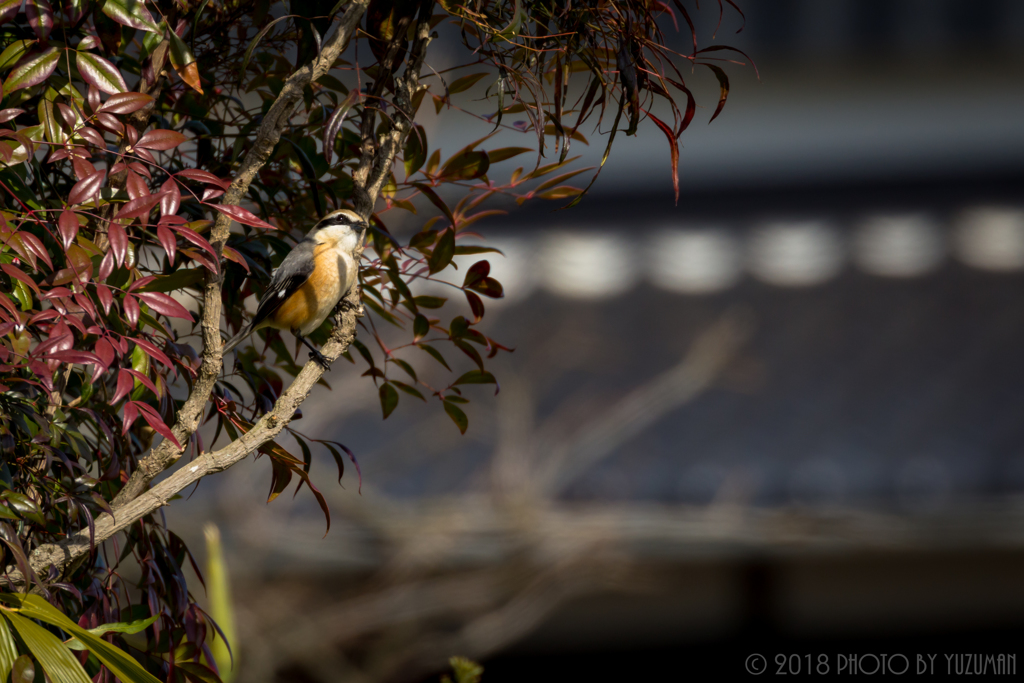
[171,0,1024,680]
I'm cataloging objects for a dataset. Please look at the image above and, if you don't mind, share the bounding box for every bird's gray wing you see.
[249,238,317,330]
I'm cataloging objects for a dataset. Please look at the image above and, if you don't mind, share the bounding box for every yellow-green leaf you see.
[3,48,60,94]
[0,595,161,683]
[0,611,92,683]
[0,617,17,683]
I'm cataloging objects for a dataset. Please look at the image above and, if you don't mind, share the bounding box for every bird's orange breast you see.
[267,243,343,334]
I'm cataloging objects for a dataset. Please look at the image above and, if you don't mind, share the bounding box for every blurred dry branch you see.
[216,312,756,681]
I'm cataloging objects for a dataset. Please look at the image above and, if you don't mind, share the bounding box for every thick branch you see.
[111,1,370,509]
[6,0,434,587]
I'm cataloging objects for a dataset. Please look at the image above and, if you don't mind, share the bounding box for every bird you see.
[221,208,368,369]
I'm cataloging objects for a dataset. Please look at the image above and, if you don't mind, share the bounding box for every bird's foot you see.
[333,298,363,324]
[309,349,331,371]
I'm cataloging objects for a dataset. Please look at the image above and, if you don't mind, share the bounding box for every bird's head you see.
[312,209,369,251]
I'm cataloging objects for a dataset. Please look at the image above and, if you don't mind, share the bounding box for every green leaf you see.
[75,51,127,94]
[413,314,429,342]
[418,343,450,370]
[98,0,161,33]
[447,72,489,94]
[66,614,159,650]
[440,150,489,181]
[1,611,92,683]
[204,524,236,682]
[0,492,44,525]
[412,183,456,227]
[403,124,427,178]
[449,657,484,683]
[378,382,398,419]
[3,48,60,94]
[413,296,446,309]
[176,662,223,683]
[239,15,289,86]
[0,40,36,72]
[10,655,32,683]
[0,594,162,683]
[140,268,205,292]
[486,147,532,163]
[391,380,425,401]
[453,370,496,386]
[443,400,468,434]
[12,280,31,311]
[428,228,455,274]
[0,617,17,683]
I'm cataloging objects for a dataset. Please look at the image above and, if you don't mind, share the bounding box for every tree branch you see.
[111,1,370,510]
[5,0,436,588]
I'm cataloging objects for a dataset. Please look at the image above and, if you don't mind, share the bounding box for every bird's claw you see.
[333,298,364,325]
[310,350,331,371]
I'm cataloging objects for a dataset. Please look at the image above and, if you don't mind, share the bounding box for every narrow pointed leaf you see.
[167,28,202,93]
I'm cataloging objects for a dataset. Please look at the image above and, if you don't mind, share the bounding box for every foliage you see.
[0,0,748,679]
[441,656,483,683]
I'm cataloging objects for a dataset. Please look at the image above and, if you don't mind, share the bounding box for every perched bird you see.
[222,209,367,369]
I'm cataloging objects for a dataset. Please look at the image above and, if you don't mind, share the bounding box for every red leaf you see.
[95,112,122,134]
[131,337,174,371]
[201,187,224,202]
[108,222,127,267]
[0,108,24,124]
[209,203,275,230]
[135,402,180,448]
[99,91,153,114]
[111,368,134,403]
[26,0,54,40]
[95,284,114,314]
[1,264,40,293]
[125,170,149,200]
[135,129,187,150]
[176,168,230,189]
[647,112,680,204]
[115,193,161,220]
[160,179,180,216]
[93,338,115,372]
[72,157,97,181]
[180,248,217,273]
[222,246,250,272]
[78,126,106,148]
[138,292,194,321]
[123,294,139,328]
[174,226,217,259]
[157,224,176,264]
[121,401,139,434]
[68,170,105,205]
[98,250,115,280]
[87,85,101,114]
[44,349,102,365]
[18,231,52,270]
[124,368,158,396]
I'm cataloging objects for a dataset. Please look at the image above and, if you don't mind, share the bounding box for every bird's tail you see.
[220,326,253,354]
